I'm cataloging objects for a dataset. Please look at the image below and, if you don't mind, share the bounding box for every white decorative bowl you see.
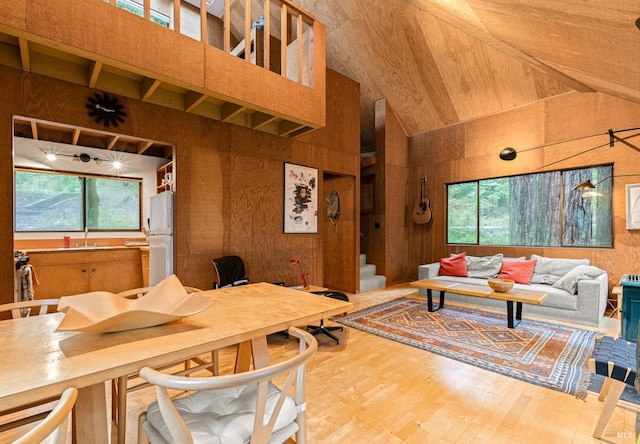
[56,275,212,333]
[488,278,514,293]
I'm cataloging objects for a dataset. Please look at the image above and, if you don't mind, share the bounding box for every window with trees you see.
[15,169,142,232]
[446,165,613,247]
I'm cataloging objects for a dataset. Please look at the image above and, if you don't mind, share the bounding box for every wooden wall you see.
[407,91,640,291]
[360,98,409,286]
[0,67,360,303]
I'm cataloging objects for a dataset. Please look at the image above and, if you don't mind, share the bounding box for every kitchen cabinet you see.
[140,247,149,287]
[27,248,143,299]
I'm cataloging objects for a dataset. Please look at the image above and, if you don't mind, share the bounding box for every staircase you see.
[360,253,386,292]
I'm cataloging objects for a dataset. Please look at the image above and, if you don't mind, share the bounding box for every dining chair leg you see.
[117,376,127,444]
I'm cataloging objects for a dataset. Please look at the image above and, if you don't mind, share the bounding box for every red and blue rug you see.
[335,298,597,398]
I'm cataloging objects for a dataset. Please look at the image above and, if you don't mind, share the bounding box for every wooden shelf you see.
[156,161,173,192]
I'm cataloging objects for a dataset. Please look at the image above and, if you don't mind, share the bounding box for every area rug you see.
[334,298,597,398]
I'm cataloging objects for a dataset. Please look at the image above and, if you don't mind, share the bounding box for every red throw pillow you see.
[439,252,467,277]
[497,260,537,284]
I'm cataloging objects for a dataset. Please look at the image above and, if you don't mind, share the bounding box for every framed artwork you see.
[284,163,318,233]
[626,184,640,230]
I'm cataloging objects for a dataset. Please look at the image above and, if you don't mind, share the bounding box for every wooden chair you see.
[0,299,62,435]
[111,286,218,444]
[12,387,77,444]
[138,326,317,444]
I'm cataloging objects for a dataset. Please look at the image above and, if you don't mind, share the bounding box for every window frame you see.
[445,164,614,248]
[14,167,143,233]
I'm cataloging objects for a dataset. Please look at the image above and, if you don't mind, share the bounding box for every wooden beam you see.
[289,126,316,138]
[174,0,180,34]
[18,38,30,72]
[281,4,287,76]
[137,141,153,154]
[245,0,251,62]
[297,14,303,83]
[141,77,161,101]
[279,120,304,136]
[251,112,278,129]
[264,0,270,71]
[201,0,207,44]
[221,103,246,121]
[88,61,103,88]
[106,135,119,150]
[71,128,81,145]
[30,121,38,140]
[184,91,208,112]
[224,0,231,53]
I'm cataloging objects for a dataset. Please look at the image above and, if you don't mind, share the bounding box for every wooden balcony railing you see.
[104,0,315,89]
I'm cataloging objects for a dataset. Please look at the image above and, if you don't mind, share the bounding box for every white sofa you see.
[417,255,609,327]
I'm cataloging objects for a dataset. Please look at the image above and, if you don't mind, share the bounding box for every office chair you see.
[212,255,249,288]
[309,291,350,344]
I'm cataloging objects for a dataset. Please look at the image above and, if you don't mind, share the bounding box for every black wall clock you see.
[86,92,127,128]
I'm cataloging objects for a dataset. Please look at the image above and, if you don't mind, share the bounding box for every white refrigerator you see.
[148,191,173,286]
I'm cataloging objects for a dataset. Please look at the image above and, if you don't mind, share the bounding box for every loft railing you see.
[103,0,315,88]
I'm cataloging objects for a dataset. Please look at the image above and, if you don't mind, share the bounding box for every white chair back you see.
[139,326,318,444]
[12,387,77,444]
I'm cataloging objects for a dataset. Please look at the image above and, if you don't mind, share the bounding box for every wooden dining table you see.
[0,282,352,443]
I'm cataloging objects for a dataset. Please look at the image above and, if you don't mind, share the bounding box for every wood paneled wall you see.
[0,67,360,302]
[407,92,640,290]
[360,98,410,286]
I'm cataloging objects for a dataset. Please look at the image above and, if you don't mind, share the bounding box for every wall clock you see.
[86,92,127,128]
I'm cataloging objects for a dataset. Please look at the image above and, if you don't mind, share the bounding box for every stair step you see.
[360,263,376,278]
[360,253,367,266]
[360,275,387,293]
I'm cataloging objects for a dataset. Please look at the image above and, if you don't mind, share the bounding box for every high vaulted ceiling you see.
[297,0,640,150]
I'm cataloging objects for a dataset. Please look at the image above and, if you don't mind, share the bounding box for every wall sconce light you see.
[499,127,640,164]
[574,174,640,198]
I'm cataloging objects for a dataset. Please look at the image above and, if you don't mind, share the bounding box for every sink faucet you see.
[84,227,89,247]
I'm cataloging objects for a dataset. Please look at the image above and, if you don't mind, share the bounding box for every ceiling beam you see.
[184,91,208,112]
[18,38,30,72]
[71,128,81,145]
[279,120,304,136]
[251,112,278,129]
[221,103,246,122]
[106,135,119,150]
[137,141,153,154]
[30,121,38,140]
[406,0,595,93]
[88,61,103,88]
[141,77,161,101]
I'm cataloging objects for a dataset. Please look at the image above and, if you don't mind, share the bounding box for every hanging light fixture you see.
[573,180,597,191]
[498,127,640,163]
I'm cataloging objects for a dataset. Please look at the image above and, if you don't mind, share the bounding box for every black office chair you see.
[212,255,249,289]
[309,291,350,344]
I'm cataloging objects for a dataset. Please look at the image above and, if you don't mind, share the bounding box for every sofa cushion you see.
[552,265,606,294]
[497,260,536,284]
[466,254,503,278]
[439,252,467,277]
[530,254,589,285]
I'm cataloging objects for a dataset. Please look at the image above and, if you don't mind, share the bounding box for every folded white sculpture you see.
[56,275,213,333]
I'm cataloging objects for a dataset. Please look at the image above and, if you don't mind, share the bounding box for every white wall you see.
[13,137,168,239]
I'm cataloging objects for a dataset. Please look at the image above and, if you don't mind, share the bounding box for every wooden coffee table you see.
[410,278,548,328]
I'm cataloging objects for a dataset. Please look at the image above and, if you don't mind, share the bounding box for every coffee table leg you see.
[506,301,522,328]
[426,289,443,312]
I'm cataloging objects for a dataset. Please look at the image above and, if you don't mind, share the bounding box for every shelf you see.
[156,161,173,192]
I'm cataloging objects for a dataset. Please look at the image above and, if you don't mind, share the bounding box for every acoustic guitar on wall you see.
[412,174,433,224]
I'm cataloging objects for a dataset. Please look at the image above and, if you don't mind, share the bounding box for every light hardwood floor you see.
[2,283,636,443]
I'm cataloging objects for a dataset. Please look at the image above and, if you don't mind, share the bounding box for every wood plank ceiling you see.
[0,1,638,152]
[297,0,640,150]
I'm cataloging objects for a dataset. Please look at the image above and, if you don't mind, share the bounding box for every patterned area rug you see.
[335,298,597,398]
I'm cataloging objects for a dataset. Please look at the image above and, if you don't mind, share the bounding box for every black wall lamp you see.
[499,127,640,162]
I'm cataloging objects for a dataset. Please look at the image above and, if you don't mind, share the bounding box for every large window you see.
[447,165,613,247]
[15,169,141,232]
